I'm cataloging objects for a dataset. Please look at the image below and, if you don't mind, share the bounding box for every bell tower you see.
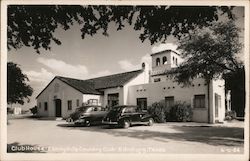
[150,48,183,82]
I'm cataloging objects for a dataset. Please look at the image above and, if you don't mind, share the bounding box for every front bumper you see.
[66,117,88,124]
[66,118,73,123]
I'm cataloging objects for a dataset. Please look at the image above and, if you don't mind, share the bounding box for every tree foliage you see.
[167,20,243,85]
[30,105,38,115]
[7,62,33,105]
[8,5,234,53]
[224,67,245,117]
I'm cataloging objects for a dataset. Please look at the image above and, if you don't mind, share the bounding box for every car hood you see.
[69,111,82,121]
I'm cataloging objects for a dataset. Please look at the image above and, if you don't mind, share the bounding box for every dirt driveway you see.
[7,117,244,154]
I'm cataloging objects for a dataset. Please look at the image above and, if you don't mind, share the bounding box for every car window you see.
[85,107,93,113]
[93,107,103,111]
[77,107,88,112]
[123,107,136,113]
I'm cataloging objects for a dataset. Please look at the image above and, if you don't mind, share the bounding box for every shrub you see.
[30,106,37,115]
[147,100,167,123]
[225,110,237,120]
[166,102,192,122]
[148,101,192,122]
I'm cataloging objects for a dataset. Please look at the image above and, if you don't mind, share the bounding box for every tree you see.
[167,20,243,85]
[7,5,234,53]
[30,105,38,115]
[7,62,33,105]
[224,67,245,117]
[167,20,244,120]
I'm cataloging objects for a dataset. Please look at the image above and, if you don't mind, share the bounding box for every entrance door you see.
[55,99,62,117]
[137,98,147,110]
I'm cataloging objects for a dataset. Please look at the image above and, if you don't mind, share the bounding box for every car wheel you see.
[122,120,130,128]
[147,118,154,126]
[85,121,91,127]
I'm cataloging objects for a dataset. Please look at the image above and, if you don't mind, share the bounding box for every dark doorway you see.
[55,99,62,117]
[137,98,147,110]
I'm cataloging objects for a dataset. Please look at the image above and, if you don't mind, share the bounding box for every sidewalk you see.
[164,120,244,128]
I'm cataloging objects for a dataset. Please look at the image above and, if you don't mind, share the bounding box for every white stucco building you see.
[37,47,226,123]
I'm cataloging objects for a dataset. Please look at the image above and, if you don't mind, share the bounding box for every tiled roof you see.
[86,70,143,89]
[36,70,143,98]
[57,77,101,95]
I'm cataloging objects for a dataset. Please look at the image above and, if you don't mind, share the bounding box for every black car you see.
[66,105,107,126]
[102,105,154,128]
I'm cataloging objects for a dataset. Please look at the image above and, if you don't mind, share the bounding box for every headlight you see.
[79,115,86,118]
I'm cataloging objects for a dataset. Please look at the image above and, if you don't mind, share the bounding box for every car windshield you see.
[110,106,122,112]
[75,106,90,112]
[122,107,136,113]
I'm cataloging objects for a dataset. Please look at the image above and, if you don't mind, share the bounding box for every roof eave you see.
[151,49,180,56]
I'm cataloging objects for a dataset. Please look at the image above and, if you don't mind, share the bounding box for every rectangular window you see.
[215,93,221,117]
[154,78,161,82]
[87,99,98,105]
[137,98,147,110]
[165,96,174,108]
[76,99,79,107]
[108,93,119,107]
[68,100,72,110]
[39,102,41,108]
[44,102,48,111]
[194,95,205,108]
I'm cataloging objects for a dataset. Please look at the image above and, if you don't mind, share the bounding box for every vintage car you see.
[102,105,154,128]
[66,105,107,126]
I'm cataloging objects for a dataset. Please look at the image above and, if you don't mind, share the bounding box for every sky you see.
[7,6,245,110]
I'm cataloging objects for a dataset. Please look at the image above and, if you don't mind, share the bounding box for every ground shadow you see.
[7,142,47,153]
[57,123,244,147]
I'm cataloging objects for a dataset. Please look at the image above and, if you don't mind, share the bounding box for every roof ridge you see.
[86,69,142,81]
[56,69,142,82]
[151,49,180,56]
[56,76,86,82]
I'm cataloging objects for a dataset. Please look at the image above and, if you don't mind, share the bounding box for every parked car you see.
[102,105,154,128]
[66,105,107,126]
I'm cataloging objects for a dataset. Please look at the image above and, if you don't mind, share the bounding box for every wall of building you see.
[37,78,92,118]
[211,78,226,123]
[123,68,150,105]
[82,94,102,105]
[128,78,210,123]
[102,87,124,107]
[13,107,22,115]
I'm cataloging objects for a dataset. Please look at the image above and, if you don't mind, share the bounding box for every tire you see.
[147,118,154,126]
[85,121,91,127]
[121,120,130,128]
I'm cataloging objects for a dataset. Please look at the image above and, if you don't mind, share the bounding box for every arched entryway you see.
[55,99,62,117]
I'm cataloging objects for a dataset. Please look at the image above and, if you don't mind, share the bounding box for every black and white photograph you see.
[1,1,249,161]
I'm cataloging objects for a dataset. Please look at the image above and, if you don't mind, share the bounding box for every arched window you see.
[175,58,178,65]
[172,56,175,63]
[156,58,160,66]
[162,56,167,64]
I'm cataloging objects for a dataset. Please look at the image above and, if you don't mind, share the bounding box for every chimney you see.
[141,62,150,83]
